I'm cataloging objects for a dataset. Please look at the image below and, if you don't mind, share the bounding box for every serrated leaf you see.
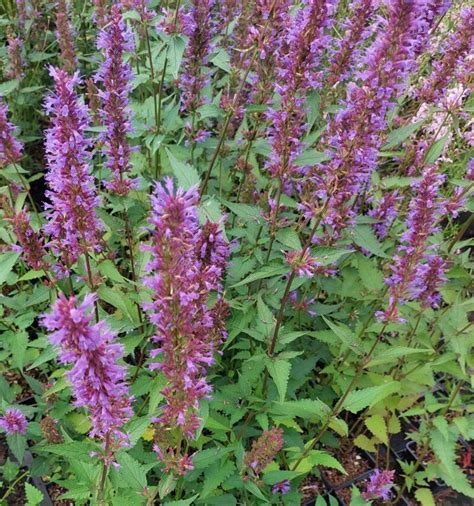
[270,399,330,419]
[322,316,355,349]
[342,382,400,413]
[201,461,235,498]
[164,494,199,506]
[365,415,388,445]
[425,135,449,165]
[294,149,330,166]
[10,331,28,371]
[0,252,20,284]
[266,359,291,402]
[193,447,233,469]
[276,228,302,250]
[353,225,389,258]
[231,265,289,288]
[262,470,301,485]
[365,347,432,367]
[415,488,435,506]
[7,433,26,464]
[244,481,268,502]
[294,450,346,474]
[25,483,44,506]
[115,453,147,491]
[42,441,99,461]
[167,35,186,78]
[388,415,401,434]
[383,121,424,149]
[222,200,261,221]
[166,148,200,189]
[98,259,126,283]
[353,434,377,452]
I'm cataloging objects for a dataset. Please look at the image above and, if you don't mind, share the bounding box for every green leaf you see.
[353,226,389,258]
[365,415,388,445]
[308,450,346,474]
[167,35,186,78]
[0,252,21,284]
[163,495,199,506]
[424,135,449,165]
[244,481,268,502]
[266,359,291,402]
[97,286,139,324]
[294,149,330,166]
[7,433,26,464]
[356,255,383,291]
[321,317,355,350]
[383,121,424,149]
[166,148,200,189]
[262,470,301,485]
[231,265,289,288]
[115,453,147,491]
[99,259,127,283]
[201,461,235,498]
[353,434,376,452]
[193,447,233,469]
[342,382,400,413]
[27,346,56,370]
[222,200,261,222]
[125,416,151,447]
[365,347,432,367]
[10,331,29,371]
[270,399,330,420]
[25,483,44,506]
[276,228,302,250]
[0,79,19,95]
[18,270,46,281]
[415,488,435,506]
[42,441,99,461]
[210,48,231,72]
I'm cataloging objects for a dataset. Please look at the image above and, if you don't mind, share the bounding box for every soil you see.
[323,439,371,488]
[48,483,74,506]
[299,475,325,502]
[457,442,473,485]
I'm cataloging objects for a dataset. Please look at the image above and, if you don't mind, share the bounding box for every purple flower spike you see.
[272,480,291,495]
[55,0,77,73]
[180,0,215,117]
[419,7,474,103]
[96,4,136,195]
[42,293,133,452]
[143,178,229,474]
[0,98,23,167]
[0,408,28,435]
[380,166,445,321]
[362,469,395,501]
[43,67,101,269]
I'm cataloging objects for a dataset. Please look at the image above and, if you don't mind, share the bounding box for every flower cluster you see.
[11,210,48,271]
[55,0,77,73]
[42,294,133,451]
[369,191,400,240]
[419,7,474,103]
[180,0,215,117]
[326,0,374,87]
[6,30,24,81]
[303,0,427,240]
[43,67,101,269]
[380,166,445,321]
[0,408,28,435]
[362,469,395,501]
[266,0,336,183]
[272,480,291,495]
[95,5,136,195]
[143,178,229,473]
[244,427,284,476]
[0,98,23,167]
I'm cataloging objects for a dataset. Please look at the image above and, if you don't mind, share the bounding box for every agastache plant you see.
[267,0,336,184]
[180,0,215,145]
[143,178,229,474]
[326,0,374,87]
[379,166,446,322]
[0,408,28,435]
[302,0,427,241]
[42,294,133,460]
[419,7,474,103]
[0,98,23,167]
[5,30,24,81]
[43,67,101,270]
[55,0,77,73]
[362,469,395,501]
[95,4,136,195]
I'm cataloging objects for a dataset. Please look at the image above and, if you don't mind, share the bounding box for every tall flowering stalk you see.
[5,30,24,81]
[302,0,426,240]
[92,0,107,28]
[42,294,133,460]
[55,0,77,73]
[267,0,336,184]
[379,166,445,322]
[143,178,229,474]
[10,210,48,271]
[326,0,374,87]
[369,191,401,240]
[0,98,23,167]
[419,7,474,103]
[244,427,284,477]
[95,5,135,195]
[43,67,101,269]
[180,0,215,143]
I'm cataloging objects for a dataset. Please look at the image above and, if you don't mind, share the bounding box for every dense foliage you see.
[0,0,473,504]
